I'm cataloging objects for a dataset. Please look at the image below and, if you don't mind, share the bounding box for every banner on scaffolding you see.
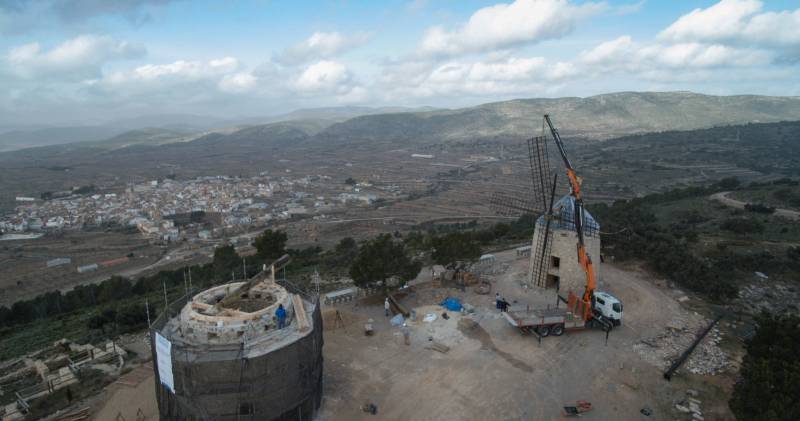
[155,332,175,393]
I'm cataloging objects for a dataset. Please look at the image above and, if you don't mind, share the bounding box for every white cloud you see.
[218,72,257,93]
[642,43,768,69]
[375,55,576,100]
[4,35,144,80]
[293,60,352,93]
[418,0,606,57]
[659,0,800,47]
[581,35,771,76]
[107,57,239,83]
[277,32,371,65]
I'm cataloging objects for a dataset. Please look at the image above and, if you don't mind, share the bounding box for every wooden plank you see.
[291,294,311,332]
[387,294,410,317]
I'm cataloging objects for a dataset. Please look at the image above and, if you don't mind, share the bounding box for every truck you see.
[503,290,623,337]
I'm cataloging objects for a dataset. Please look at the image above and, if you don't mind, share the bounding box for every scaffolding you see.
[150,274,323,421]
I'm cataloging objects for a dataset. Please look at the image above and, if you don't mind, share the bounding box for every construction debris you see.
[633,316,729,377]
[388,294,410,317]
[54,407,91,421]
[425,341,450,354]
[674,390,705,420]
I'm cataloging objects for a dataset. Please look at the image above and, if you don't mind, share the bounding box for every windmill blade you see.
[528,174,559,289]
[490,136,552,216]
[489,192,542,216]
[527,135,552,211]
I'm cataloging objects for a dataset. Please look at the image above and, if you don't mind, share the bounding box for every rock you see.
[675,404,691,413]
[692,414,704,421]
[686,389,699,397]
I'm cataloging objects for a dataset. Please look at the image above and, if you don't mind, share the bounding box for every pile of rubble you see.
[632,316,728,376]
[685,327,727,375]
[471,263,509,276]
[675,389,706,420]
[738,281,799,315]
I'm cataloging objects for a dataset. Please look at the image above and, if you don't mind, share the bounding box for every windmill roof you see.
[536,195,600,236]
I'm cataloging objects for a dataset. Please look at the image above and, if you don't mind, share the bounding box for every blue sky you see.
[1,0,799,126]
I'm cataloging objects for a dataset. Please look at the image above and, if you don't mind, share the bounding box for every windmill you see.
[490,133,560,289]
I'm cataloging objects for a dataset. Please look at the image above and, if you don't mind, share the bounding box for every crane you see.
[543,114,597,321]
[499,115,622,338]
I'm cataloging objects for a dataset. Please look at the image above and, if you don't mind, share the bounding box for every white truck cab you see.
[592,291,623,326]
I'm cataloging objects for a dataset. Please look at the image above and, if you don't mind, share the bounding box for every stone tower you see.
[528,195,601,294]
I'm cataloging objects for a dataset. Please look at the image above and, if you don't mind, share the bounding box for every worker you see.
[500,297,509,313]
[384,297,391,317]
[495,292,501,310]
[275,304,287,329]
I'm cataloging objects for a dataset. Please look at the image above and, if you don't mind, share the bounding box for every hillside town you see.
[1,174,385,241]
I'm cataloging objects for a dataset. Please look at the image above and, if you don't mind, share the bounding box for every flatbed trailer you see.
[503,305,585,336]
[503,293,613,337]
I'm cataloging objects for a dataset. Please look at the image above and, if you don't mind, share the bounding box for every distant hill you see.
[315,92,800,145]
[0,126,125,152]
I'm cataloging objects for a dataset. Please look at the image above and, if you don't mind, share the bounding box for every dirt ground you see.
[318,250,736,421]
[88,249,736,420]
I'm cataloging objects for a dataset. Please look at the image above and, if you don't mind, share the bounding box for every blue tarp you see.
[440,297,462,312]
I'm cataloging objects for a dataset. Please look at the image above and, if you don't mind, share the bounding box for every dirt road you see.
[711,191,800,220]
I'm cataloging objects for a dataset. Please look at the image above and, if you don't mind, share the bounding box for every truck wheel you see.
[552,324,564,336]
[537,326,550,337]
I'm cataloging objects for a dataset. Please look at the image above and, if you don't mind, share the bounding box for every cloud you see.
[418,0,606,57]
[218,72,257,93]
[375,55,576,100]
[4,35,145,80]
[293,60,353,93]
[0,0,181,33]
[659,0,800,48]
[580,35,770,75]
[92,56,244,100]
[276,32,371,65]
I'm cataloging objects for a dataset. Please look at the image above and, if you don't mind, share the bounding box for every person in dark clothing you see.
[495,292,501,310]
[499,298,509,313]
[275,304,287,329]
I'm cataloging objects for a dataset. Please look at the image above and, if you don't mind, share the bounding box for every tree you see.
[730,313,800,421]
[349,234,421,288]
[431,232,482,266]
[720,217,764,234]
[715,176,740,190]
[213,244,240,281]
[253,229,287,261]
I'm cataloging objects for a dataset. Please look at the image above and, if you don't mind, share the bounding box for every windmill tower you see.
[528,195,601,292]
[492,117,602,297]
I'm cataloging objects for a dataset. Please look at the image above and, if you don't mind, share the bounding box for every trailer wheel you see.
[537,326,550,337]
[552,324,564,336]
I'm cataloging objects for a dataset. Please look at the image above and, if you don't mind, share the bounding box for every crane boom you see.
[543,114,597,321]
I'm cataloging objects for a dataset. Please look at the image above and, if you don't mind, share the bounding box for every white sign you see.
[155,332,175,393]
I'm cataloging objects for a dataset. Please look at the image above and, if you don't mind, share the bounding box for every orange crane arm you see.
[544,115,595,321]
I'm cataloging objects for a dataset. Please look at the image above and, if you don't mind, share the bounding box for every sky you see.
[1,0,799,126]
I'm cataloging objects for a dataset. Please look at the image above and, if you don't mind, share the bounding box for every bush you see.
[721,217,765,234]
[730,313,800,421]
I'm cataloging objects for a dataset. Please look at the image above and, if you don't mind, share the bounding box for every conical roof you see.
[536,195,599,237]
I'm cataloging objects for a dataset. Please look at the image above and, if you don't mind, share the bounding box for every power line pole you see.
[145,298,151,328]
[243,257,247,280]
[163,280,169,313]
